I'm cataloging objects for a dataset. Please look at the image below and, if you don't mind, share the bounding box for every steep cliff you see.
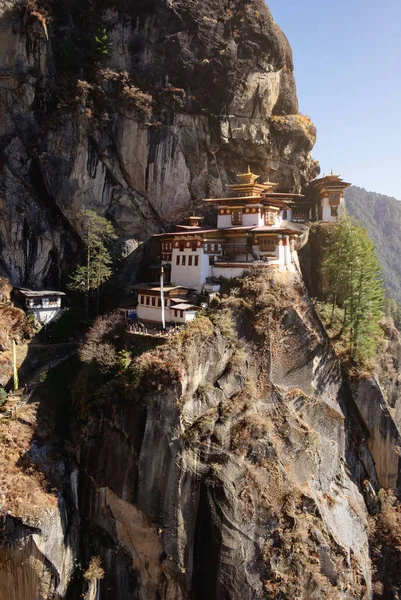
[0,0,318,286]
[71,269,376,600]
[2,266,389,599]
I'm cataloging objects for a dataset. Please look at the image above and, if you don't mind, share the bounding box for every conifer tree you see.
[322,211,384,365]
[68,210,116,318]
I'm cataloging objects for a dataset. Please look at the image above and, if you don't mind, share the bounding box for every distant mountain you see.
[345,186,401,303]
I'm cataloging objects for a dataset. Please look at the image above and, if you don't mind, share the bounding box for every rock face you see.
[2,265,401,598]
[0,278,30,385]
[68,269,375,599]
[0,0,318,286]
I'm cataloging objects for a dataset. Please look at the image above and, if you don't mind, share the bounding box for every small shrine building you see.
[13,288,67,325]
[292,173,351,223]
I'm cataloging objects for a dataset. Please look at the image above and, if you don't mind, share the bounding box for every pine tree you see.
[68,210,116,318]
[322,211,384,365]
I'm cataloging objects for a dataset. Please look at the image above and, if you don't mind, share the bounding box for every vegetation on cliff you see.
[68,210,116,317]
[319,212,384,366]
[346,186,401,323]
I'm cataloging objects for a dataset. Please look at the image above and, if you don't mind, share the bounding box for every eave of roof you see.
[131,283,191,292]
[15,288,66,297]
[170,303,198,311]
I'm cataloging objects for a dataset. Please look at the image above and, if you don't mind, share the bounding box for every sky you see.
[266,0,401,199]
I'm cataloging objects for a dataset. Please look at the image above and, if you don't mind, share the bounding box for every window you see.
[182,255,186,266]
[152,297,156,307]
[264,211,275,226]
[179,242,184,251]
[180,310,184,318]
[231,209,242,225]
[176,255,180,266]
[140,295,144,304]
[174,310,177,318]
[188,255,193,266]
[146,297,150,306]
[192,242,197,251]
[330,206,339,217]
[194,256,199,267]
[259,237,276,252]
[293,210,308,222]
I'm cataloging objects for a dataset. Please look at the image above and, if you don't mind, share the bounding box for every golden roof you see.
[236,165,260,185]
[309,172,351,192]
[262,178,279,189]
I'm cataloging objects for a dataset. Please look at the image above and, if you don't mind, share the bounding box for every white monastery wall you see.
[137,304,197,324]
[283,236,292,266]
[211,266,252,279]
[276,239,285,265]
[137,305,164,322]
[170,248,210,292]
[242,212,261,227]
[217,213,232,229]
[321,198,332,222]
[200,252,211,292]
[33,308,62,325]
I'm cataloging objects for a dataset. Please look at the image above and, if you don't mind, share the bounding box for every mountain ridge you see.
[345,185,401,304]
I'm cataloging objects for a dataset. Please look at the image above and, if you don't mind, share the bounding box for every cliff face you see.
[0,277,30,385]
[75,269,374,599]
[1,267,384,600]
[0,0,318,286]
[3,259,401,598]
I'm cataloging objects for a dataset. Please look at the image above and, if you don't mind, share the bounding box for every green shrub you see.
[0,387,7,407]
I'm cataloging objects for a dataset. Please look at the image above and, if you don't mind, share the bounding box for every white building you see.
[14,288,66,325]
[133,168,350,325]
[133,284,198,324]
[156,168,304,295]
[292,172,351,222]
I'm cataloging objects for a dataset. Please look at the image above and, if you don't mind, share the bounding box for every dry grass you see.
[84,556,105,581]
[0,277,12,302]
[0,402,58,522]
[270,114,316,144]
[369,490,401,596]
[97,69,153,118]
[231,412,270,450]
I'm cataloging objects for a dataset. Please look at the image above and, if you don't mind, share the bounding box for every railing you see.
[222,244,249,254]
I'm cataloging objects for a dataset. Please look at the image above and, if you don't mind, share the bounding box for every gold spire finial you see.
[247,165,251,174]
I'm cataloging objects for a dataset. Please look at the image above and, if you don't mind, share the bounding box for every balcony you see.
[221,243,249,255]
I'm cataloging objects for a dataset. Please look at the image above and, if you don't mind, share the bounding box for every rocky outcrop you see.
[0,278,30,385]
[0,0,318,286]
[0,507,78,600]
[70,269,375,599]
[0,369,79,599]
[349,377,401,490]
[3,265,401,598]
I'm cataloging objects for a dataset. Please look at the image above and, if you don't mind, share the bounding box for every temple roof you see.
[170,303,197,311]
[308,173,351,191]
[236,166,260,184]
[203,195,299,209]
[131,283,192,293]
[15,288,66,297]
[156,222,305,239]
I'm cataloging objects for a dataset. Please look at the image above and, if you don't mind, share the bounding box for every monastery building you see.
[134,169,350,324]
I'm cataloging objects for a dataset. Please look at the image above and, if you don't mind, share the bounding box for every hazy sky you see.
[266,0,401,199]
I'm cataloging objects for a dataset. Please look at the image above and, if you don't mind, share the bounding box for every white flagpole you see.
[160,266,166,329]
